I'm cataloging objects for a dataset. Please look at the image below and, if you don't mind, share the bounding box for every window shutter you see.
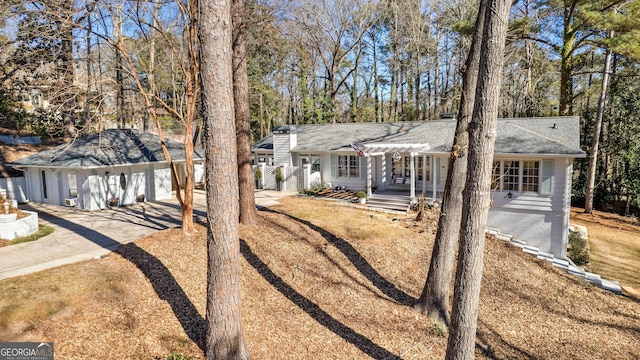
[331,154,337,178]
[541,159,554,194]
[360,156,366,179]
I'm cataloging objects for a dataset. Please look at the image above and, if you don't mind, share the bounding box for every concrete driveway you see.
[0,189,296,281]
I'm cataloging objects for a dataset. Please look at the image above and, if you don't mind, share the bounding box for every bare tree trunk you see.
[145,0,158,132]
[585,33,614,214]
[414,0,487,327]
[114,2,125,129]
[445,0,510,358]
[232,0,257,225]
[199,0,249,358]
[84,3,93,125]
[61,0,76,139]
[259,93,264,138]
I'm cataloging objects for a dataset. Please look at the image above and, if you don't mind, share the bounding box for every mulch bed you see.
[2,197,639,359]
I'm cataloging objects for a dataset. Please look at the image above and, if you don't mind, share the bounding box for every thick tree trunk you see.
[585,34,614,214]
[232,0,257,225]
[199,0,249,358]
[414,0,487,327]
[445,0,510,358]
[182,124,195,233]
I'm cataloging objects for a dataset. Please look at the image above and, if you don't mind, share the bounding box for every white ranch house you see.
[9,129,204,211]
[252,116,586,259]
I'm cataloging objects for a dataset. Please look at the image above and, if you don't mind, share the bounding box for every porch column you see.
[366,155,372,197]
[410,153,416,202]
[381,154,387,191]
[432,156,437,199]
[422,154,427,195]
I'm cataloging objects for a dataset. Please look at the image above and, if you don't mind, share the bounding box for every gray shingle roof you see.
[253,116,585,156]
[10,129,204,168]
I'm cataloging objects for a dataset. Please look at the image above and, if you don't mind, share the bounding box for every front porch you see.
[361,143,444,204]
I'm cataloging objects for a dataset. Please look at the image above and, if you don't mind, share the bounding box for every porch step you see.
[366,193,411,212]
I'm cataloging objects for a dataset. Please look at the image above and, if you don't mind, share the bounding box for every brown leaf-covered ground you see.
[1,196,639,359]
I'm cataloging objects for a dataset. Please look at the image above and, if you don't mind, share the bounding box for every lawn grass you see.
[570,207,640,289]
[0,225,54,247]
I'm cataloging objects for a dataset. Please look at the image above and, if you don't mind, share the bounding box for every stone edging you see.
[485,226,623,295]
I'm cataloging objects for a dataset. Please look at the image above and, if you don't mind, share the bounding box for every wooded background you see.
[1,0,639,214]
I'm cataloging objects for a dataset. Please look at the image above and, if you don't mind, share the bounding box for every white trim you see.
[362,143,431,155]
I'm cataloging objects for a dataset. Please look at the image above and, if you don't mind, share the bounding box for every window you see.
[491,159,549,194]
[522,161,540,192]
[403,157,411,177]
[255,154,274,166]
[41,170,48,199]
[503,161,520,191]
[120,172,127,190]
[416,156,430,181]
[68,173,78,197]
[392,155,429,181]
[299,154,321,172]
[338,155,359,178]
[392,156,403,179]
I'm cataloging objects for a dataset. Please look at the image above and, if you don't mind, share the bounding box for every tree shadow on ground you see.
[115,243,206,351]
[476,319,536,359]
[15,211,206,351]
[263,209,416,306]
[240,239,400,360]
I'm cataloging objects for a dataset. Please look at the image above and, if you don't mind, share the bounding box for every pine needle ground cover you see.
[0,196,638,359]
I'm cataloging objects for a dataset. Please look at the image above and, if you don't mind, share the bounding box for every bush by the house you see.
[568,230,590,266]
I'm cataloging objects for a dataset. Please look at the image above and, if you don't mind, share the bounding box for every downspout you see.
[561,157,572,259]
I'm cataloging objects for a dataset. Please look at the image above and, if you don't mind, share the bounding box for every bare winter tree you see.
[199,0,250,357]
[445,0,510,358]
[584,31,614,214]
[100,0,200,234]
[233,0,257,225]
[414,0,487,328]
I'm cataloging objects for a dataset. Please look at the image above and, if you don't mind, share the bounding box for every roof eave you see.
[8,158,204,170]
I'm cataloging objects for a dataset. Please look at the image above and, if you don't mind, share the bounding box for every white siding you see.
[273,133,296,166]
[487,158,570,257]
[0,177,28,203]
[153,167,172,200]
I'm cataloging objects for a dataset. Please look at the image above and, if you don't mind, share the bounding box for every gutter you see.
[8,158,204,171]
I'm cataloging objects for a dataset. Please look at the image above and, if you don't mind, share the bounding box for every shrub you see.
[357,191,367,199]
[275,167,283,182]
[163,352,197,360]
[411,194,432,212]
[431,321,447,337]
[567,230,590,266]
[254,167,262,181]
